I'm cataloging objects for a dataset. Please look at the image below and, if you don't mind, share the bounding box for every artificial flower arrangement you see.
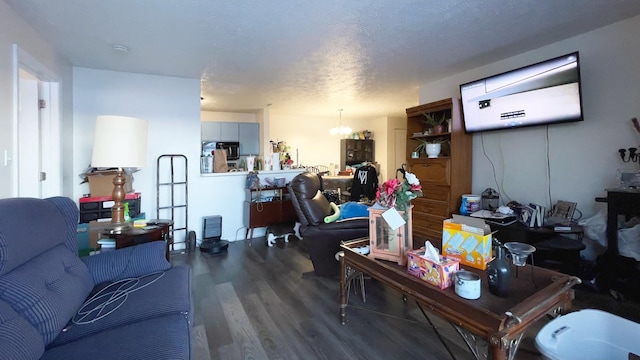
[375,171,423,212]
[270,140,294,166]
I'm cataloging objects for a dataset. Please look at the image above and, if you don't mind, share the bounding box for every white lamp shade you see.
[91,115,148,168]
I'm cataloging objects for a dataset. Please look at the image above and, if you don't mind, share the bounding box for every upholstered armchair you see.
[288,171,369,276]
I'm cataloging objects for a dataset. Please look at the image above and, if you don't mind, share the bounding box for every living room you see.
[2,2,640,359]
[2,3,640,247]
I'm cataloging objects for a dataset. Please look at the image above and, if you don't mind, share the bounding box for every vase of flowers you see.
[368,172,423,265]
[375,171,423,213]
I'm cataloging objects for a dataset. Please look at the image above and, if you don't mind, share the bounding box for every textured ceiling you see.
[6,0,640,118]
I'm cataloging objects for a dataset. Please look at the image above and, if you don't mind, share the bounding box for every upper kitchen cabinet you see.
[220,122,239,141]
[201,121,260,155]
[201,122,222,141]
[202,121,240,141]
[239,123,259,155]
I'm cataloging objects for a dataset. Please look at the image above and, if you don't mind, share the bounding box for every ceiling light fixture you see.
[329,109,352,137]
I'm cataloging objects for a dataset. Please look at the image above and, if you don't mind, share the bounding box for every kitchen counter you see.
[200,169,304,178]
[197,168,304,242]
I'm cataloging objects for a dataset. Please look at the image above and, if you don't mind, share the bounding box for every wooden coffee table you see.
[339,238,581,360]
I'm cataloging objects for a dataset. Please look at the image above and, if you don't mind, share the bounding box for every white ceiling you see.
[7,0,640,118]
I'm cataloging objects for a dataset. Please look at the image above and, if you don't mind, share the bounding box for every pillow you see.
[338,202,370,220]
[324,202,340,223]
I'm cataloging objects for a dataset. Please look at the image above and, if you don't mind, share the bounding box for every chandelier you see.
[329,109,352,136]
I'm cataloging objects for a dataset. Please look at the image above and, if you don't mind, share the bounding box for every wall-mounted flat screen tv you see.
[460,52,583,133]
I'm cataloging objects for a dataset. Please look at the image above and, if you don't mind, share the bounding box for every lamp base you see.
[104,222,132,234]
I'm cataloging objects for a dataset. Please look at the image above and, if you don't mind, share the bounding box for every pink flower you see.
[375,171,423,211]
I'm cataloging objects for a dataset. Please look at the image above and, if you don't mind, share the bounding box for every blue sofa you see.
[0,197,193,360]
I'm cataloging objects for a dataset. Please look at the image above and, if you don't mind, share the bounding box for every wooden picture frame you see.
[548,200,577,225]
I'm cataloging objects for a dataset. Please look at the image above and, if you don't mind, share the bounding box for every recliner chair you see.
[288,171,369,276]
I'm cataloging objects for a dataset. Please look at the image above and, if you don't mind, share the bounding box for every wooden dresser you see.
[406,98,472,246]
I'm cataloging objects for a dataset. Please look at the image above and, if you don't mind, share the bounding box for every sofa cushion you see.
[42,313,191,360]
[0,198,70,275]
[49,264,191,347]
[81,241,171,284]
[0,300,45,360]
[0,244,93,345]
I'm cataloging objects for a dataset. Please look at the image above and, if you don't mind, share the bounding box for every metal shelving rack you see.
[156,154,188,252]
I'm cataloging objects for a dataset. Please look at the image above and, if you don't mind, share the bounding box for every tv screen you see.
[460,52,583,133]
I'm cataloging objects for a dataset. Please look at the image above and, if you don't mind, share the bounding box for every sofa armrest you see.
[81,241,171,284]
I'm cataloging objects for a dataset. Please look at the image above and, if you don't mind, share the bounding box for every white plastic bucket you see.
[535,309,640,360]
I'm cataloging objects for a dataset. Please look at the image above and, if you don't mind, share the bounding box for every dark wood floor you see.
[171,237,640,360]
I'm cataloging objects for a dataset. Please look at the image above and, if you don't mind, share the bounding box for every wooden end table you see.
[101,219,173,260]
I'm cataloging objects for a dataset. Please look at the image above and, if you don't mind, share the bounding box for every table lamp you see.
[91,115,148,233]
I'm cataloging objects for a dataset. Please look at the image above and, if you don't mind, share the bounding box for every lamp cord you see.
[71,271,165,325]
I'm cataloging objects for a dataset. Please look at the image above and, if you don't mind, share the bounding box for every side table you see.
[490,222,585,275]
[101,219,173,260]
[243,187,297,245]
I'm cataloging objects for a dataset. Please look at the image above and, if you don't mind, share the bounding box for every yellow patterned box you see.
[407,249,459,289]
[442,215,494,270]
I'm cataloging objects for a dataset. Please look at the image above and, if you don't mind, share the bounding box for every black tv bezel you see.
[459,51,584,134]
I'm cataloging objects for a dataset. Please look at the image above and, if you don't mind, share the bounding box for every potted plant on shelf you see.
[422,112,448,134]
[414,137,448,158]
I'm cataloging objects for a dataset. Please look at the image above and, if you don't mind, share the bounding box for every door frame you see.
[12,44,61,198]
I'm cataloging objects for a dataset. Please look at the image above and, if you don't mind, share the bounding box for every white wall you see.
[418,15,640,220]
[0,0,73,198]
[73,68,207,242]
[73,70,300,242]
[269,113,387,173]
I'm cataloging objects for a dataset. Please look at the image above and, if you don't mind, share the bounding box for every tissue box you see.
[407,249,459,289]
[442,215,493,270]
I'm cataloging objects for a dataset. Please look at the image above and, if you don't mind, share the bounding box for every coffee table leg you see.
[339,254,347,325]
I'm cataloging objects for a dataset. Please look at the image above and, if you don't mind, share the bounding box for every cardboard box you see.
[442,215,493,270]
[407,249,459,289]
[89,219,113,249]
[87,170,133,197]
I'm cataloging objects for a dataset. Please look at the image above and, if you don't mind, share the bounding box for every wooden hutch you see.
[405,98,472,246]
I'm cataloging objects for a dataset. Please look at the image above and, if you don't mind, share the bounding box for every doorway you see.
[394,128,407,173]
[13,45,61,198]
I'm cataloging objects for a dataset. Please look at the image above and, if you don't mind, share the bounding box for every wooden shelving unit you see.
[405,98,472,245]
